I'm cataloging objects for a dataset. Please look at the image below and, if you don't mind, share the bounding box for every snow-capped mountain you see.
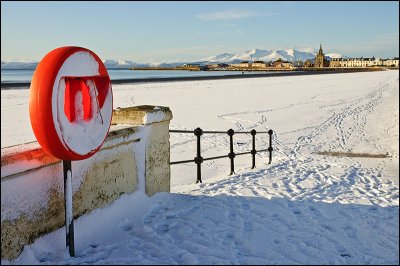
[325,53,342,59]
[1,48,344,69]
[201,48,342,63]
[1,60,38,70]
[102,59,149,69]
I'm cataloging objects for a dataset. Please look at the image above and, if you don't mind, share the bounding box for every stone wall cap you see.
[112,105,173,126]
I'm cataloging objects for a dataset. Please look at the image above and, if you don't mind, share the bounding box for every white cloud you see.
[197,9,277,21]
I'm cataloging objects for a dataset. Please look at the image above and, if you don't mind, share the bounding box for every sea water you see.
[1,69,255,84]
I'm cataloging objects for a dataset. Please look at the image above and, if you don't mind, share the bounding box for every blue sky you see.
[1,1,399,62]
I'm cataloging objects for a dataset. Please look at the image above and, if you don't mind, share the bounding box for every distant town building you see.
[182,63,206,70]
[384,57,399,67]
[304,59,314,67]
[329,58,342,68]
[231,61,252,68]
[183,63,201,68]
[342,58,375,67]
[205,63,230,70]
[329,57,399,68]
[314,44,330,67]
[252,60,268,68]
[371,58,385,67]
[292,60,304,67]
[272,58,292,68]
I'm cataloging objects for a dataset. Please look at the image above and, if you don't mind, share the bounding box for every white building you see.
[383,58,399,67]
[329,57,399,68]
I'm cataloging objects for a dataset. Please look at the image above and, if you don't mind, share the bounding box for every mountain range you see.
[1,48,343,69]
[200,48,342,63]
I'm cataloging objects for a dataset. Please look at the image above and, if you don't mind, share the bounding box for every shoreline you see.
[0,68,386,89]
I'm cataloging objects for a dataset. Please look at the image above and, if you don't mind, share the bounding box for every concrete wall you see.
[1,105,172,260]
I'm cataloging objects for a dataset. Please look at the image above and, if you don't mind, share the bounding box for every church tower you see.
[314,43,326,68]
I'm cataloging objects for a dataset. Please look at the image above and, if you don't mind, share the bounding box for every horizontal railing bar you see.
[169,130,194,133]
[202,154,229,161]
[235,151,252,156]
[251,148,269,153]
[232,149,269,156]
[203,130,231,134]
[170,148,270,165]
[170,159,196,165]
[170,130,271,134]
[202,131,263,134]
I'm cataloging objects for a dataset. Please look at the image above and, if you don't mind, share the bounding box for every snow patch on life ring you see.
[51,51,112,156]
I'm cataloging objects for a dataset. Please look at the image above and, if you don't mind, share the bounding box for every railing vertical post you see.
[63,160,75,257]
[194,127,203,183]
[268,129,273,164]
[251,129,256,169]
[227,129,235,175]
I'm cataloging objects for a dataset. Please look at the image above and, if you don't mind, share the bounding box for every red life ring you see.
[29,46,113,160]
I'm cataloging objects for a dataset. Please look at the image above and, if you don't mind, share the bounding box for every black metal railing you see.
[170,128,273,183]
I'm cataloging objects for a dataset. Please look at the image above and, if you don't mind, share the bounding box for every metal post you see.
[63,160,75,257]
[227,129,235,175]
[194,128,203,183]
[251,129,256,169]
[268,129,273,164]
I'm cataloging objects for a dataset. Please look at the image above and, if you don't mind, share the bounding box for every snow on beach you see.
[1,70,399,264]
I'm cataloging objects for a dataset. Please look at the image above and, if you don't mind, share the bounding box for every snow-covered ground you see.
[1,70,399,264]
